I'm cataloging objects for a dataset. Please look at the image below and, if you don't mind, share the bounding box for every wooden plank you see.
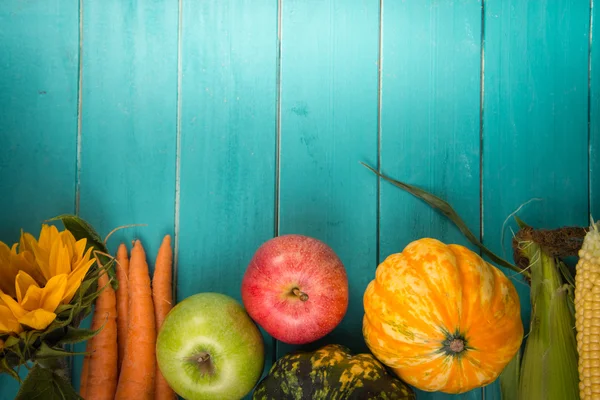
[177,0,278,388]
[379,1,482,400]
[592,3,599,219]
[277,0,379,359]
[73,0,179,392]
[0,1,79,398]
[482,1,590,399]
[0,1,79,238]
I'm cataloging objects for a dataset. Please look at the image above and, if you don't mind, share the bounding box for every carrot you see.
[115,239,156,400]
[79,341,91,398]
[152,234,176,399]
[84,271,118,400]
[115,243,130,372]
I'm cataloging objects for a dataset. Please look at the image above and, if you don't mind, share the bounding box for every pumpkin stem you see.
[292,287,309,301]
[449,339,465,353]
[441,330,468,357]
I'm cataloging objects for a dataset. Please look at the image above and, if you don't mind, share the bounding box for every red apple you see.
[241,234,349,345]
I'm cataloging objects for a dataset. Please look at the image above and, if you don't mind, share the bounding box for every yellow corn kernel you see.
[575,220,600,399]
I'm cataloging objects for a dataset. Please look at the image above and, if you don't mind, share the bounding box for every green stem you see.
[361,162,529,278]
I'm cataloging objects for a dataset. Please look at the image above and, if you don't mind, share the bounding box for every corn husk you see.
[499,348,521,399]
[516,238,579,400]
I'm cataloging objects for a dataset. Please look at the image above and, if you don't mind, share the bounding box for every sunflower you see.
[0,224,96,334]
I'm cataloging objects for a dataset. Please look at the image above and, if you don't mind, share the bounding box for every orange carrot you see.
[79,341,91,398]
[115,240,156,400]
[115,243,130,371]
[152,234,176,399]
[84,271,118,400]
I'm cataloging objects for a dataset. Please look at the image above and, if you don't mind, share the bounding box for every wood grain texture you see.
[73,0,179,392]
[0,1,595,400]
[379,1,482,399]
[592,3,599,219]
[276,0,379,358]
[0,0,79,239]
[0,1,79,398]
[177,0,278,389]
[483,1,590,399]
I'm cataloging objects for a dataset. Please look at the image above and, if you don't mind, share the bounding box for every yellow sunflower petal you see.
[73,246,95,272]
[38,224,60,251]
[0,242,19,297]
[0,292,26,319]
[15,271,39,303]
[8,242,45,286]
[18,231,36,253]
[39,274,67,313]
[0,305,22,334]
[18,309,56,330]
[30,241,51,281]
[20,285,43,311]
[0,241,12,263]
[49,240,70,277]
[74,238,88,261]
[63,258,95,304]
[59,231,77,262]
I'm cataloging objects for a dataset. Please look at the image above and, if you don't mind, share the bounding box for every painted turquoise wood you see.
[70,0,180,391]
[276,0,379,360]
[0,0,79,239]
[0,1,597,400]
[379,1,482,400]
[0,1,79,399]
[177,0,278,386]
[483,1,590,399]
[593,5,599,219]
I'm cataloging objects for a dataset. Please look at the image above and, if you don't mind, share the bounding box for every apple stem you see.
[196,352,210,363]
[292,287,309,301]
[187,351,215,376]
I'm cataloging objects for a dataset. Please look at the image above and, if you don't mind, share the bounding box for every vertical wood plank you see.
[592,2,599,218]
[177,0,278,388]
[0,1,79,238]
[74,0,179,391]
[277,0,379,358]
[483,1,590,399]
[0,1,79,398]
[379,1,482,400]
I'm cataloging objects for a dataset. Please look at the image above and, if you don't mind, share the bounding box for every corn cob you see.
[575,220,600,399]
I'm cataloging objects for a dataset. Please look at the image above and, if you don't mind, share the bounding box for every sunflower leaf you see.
[56,325,102,345]
[15,363,82,400]
[48,214,106,253]
[4,335,20,348]
[34,342,84,359]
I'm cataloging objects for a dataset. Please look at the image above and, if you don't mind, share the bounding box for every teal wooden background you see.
[0,1,596,399]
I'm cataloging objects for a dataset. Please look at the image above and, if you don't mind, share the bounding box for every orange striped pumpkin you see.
[363,238,524,394]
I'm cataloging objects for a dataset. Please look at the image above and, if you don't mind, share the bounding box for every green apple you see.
[156,292,265,400]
